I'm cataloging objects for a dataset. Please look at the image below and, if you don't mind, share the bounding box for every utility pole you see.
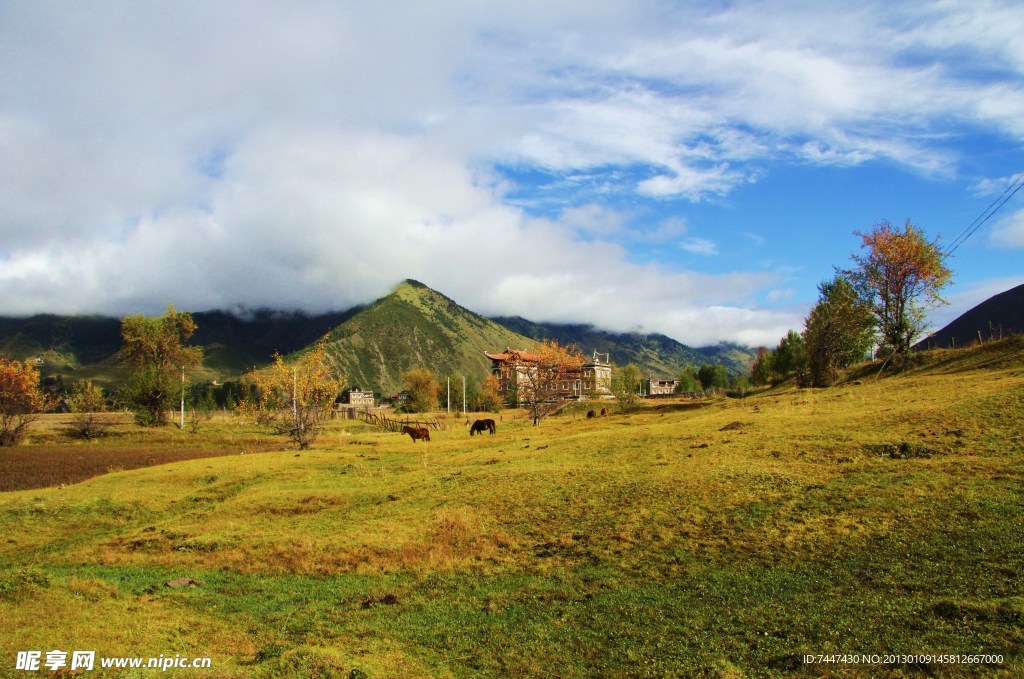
[180,366,185,429]
[447,377,451,415]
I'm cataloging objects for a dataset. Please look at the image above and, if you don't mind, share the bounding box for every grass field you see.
[2,338,1023,677]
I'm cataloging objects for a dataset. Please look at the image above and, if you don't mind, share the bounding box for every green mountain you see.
[490,316,757,377]
[320,280,535,397]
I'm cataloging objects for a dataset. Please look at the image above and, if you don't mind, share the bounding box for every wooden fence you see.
[334,406,444,433]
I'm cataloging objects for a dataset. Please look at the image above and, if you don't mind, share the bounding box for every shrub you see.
[65,380,111,440]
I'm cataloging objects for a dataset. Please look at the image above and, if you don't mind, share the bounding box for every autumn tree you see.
[65,379,110,440]
[478,374,503,413]
[803,276,876,386]
[0,356,59,446]
[496,340,584,425]
[237,341,345,449]
[611,363,644,412]
[840,219,952,367]
[401,369,440,413]
[118,304,202,425]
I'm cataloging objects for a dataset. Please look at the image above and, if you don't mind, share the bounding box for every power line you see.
[944,172,1024,256]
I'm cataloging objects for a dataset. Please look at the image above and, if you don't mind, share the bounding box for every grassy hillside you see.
[0,315,123,370]
[322,280,537,397]
[2,337,1021,676]
[491,316,757,377]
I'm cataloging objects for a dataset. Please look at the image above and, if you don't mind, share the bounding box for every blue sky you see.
[1,1,1022,347]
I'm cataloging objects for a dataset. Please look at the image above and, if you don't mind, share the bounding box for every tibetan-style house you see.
[484,348,613,403]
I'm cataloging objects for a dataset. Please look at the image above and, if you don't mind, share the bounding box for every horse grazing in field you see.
[401,425,430,442]
[586,410,597,418]
[469,418,496,436]
[600,407,609,416]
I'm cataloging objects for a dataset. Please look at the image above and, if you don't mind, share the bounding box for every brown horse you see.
[600,407,609,416]
[401,425,430,442]
[469,418,496,436]
[586,410,596,418]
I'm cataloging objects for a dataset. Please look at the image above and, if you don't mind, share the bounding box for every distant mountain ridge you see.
[0,279,756,394]
[489,316,756,378]
[916,282,1024,350]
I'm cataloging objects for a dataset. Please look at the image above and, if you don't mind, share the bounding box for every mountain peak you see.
[386,279,461,312]
[395,278,430,293]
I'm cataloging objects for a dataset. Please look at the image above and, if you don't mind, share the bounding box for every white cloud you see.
[972,174,1024,197]
[679,238,719,257]
[988,208,1024,249]
[559,204,630,239]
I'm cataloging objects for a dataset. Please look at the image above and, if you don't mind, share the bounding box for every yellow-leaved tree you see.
[118,304,202,426]
[237,341,346,450]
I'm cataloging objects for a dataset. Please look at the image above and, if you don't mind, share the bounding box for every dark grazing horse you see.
[469,418,496,436]
[401,425,430,442]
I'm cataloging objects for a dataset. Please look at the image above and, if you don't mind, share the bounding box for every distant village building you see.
[484,348,613,403]
[582,351,613,398]
[341,388,375,407]
[645,378,679,397]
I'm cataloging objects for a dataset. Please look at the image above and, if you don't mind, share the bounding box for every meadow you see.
[1,338,1022,677]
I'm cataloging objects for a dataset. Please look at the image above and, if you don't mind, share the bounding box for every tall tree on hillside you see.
[749,348,774,387]
[0,355,59,446]
[772,331,807,384]
[118,304,202,426]
[803,276,876,386]
[496,340,584,425]
[840,219,952,368]
[238,341,345,449]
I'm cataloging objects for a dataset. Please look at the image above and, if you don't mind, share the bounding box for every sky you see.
[1,1,1023,348]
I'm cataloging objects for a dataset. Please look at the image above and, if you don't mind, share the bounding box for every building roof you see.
[484,349,544,363]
